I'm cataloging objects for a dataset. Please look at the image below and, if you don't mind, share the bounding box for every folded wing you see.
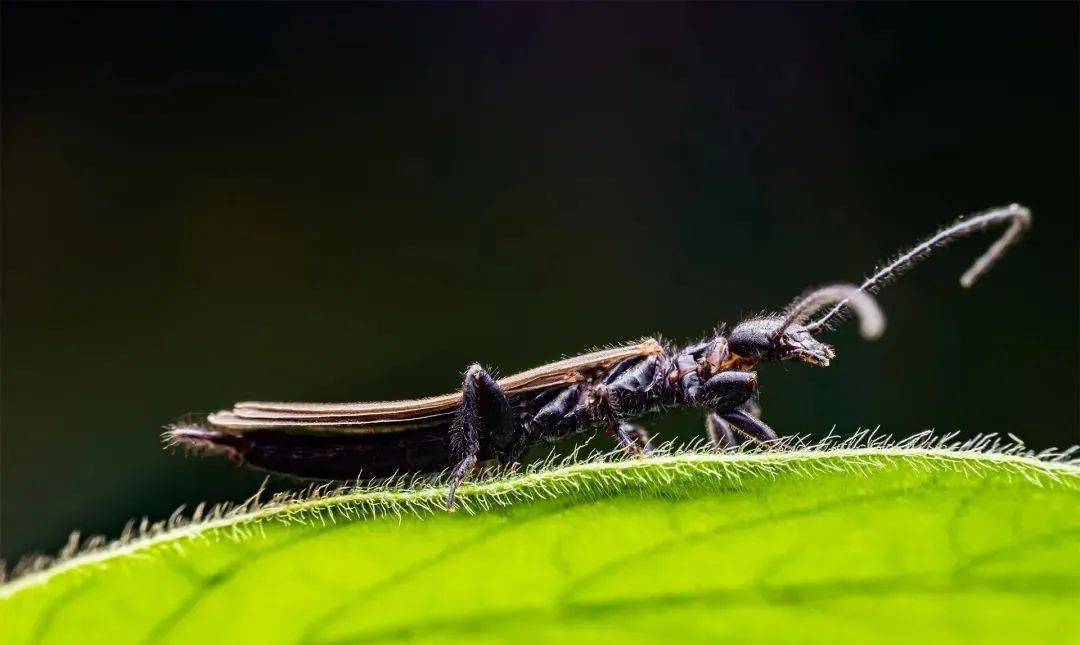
[207,338,664,435]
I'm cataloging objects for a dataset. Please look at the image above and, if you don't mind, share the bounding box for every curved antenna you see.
[802,203,1031,335]
[770,284,885,342]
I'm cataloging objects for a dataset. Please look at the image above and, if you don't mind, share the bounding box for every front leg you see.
[447,364,519,511]
[707,401,775,449]
[716,408,778,446]
[706,412,738,449]
[707,398,763,449]
[697,371,778,448]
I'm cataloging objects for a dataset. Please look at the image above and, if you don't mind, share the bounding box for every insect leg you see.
[706,401,763,449]
[594,355,662,455]
[608,422,653,456]
[447,363,514,511]
[446,454,477,510]
[697,371,757,408]
[741,398,762,420]
[718,409,779,446]
[706,412,739,449]
[698,371,750,449]
[697,371,778,446]
[625,423,654,453]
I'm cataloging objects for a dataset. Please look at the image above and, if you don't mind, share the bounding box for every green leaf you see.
[3,436,1078,644]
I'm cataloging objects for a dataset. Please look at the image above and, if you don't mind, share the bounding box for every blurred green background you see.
[2,3,1077,565]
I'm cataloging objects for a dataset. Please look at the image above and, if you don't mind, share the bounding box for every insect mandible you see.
[168,204,1031,509]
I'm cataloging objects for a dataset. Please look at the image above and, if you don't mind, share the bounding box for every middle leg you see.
[608,422,653,456]
[594,356,663,457]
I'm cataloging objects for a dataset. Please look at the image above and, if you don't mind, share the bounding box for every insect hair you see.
[802,203,1031,334]
[3,430,1077,595]
[771,284,885,342]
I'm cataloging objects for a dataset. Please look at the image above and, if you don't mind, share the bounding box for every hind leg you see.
[447,364,520,510]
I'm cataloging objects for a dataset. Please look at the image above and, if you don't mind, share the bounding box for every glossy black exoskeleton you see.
[168,205,1030,509]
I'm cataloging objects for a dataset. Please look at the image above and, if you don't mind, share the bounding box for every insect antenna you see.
[801,203,1031,335]
[770,284,885,342]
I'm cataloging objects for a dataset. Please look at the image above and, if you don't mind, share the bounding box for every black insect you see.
[168,204,1031,509]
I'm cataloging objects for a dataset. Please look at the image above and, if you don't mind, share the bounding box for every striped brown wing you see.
[207,338,664,435]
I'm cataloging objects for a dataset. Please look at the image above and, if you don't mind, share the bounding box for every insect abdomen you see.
[168,421,455,480]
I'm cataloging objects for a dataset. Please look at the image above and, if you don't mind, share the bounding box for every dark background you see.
[3,3,1077,565]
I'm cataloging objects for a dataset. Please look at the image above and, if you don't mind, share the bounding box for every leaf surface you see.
[3,443,1078,644]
